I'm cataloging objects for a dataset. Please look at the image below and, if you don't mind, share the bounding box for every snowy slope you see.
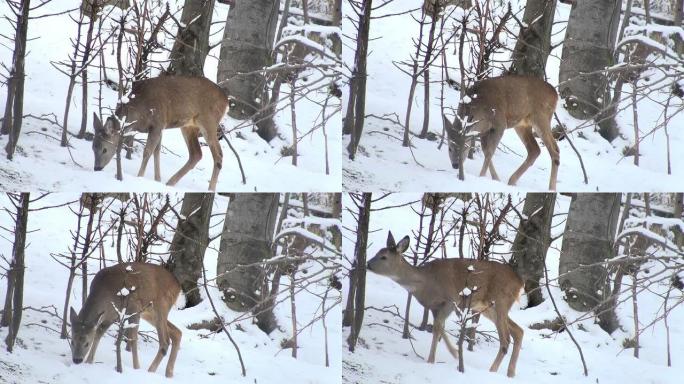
[0,1,341,192]
[0,194,341,384]
[342,0,684,192]
[342,194,684,384]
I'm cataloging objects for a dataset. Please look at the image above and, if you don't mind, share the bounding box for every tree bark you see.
[217,193,279,333]
[559,193,621,334]
[217,0,279,141]
[510,0,557,78]
[558,0,621,141]
[3,193,29,352]
[167,193,215,308]
[347,193,371,352]
[510,193,556,307]
[167,0,216,76]
[2,0,30,160]
[344,0,372,159]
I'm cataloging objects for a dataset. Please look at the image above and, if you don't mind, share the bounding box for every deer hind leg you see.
[198,120,223,191]
[147,316,170,374]
[479,307,508,374]
[508,123,540,186]
[166,126,202,187]
[153,137,162,182]
[138,127,163,179]
[506,317,524,378]
[536,117,560,190]
[164,321,182,378]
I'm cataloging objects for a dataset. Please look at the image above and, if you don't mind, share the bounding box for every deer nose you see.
[94,166,103,171]
[452,162,459,169]
[73,358,83,364]
[366,263,372,271]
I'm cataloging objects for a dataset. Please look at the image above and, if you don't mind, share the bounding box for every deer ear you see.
[387,231,396,248]
[93,113,104,133]
[70,307,78,324]
[396,236,410,253]
[442,114,452,129]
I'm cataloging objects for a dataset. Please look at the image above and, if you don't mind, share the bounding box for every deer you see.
[69,262,182,378]
[92,75,229,191]
[367,231,525,378]
[442,74,560,190]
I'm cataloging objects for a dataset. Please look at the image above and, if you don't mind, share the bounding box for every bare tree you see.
[510,0,557,78]
[217,193,280,333]
[167,193,215,308]
[346,192,371,351]
[559,193,622,333]
[166,0,216,76]
[217,0,279,141]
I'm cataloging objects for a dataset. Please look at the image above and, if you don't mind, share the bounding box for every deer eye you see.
[381,256,386,260]
[102,148,107,154]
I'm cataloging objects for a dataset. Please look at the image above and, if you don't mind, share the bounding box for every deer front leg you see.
[137,128,162,179]
[153,138,161,182]
[85,323,109,363]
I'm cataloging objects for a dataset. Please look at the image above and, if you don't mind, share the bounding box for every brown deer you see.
[92,75,229,191]
[367,231,525,378]
[442,75,560,190]
[69,262,182,378]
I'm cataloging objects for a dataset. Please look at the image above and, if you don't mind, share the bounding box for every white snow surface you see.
[342,0,684,192]
[0,194,341,384]
[0,2,341,192]
[342,193,684,384]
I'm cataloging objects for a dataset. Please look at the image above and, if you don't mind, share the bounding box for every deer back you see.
[81,262,181,325]
[460,75,558,133]
[416,259,523,312]
[117,76,229,133]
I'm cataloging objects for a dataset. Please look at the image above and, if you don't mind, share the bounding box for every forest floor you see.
[0,194,341,384]
[342,194,684,384]
[0,2,341,192]
[342,0,684,192]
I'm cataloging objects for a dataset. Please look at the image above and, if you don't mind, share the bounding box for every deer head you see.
[367,231,410,275]
[92,112,123,171]
[69,307,104,364]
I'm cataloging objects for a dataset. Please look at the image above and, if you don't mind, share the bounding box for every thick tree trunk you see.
[3,193,29,352]
[347,193,371,352]
[510,0,557,78]
[167,0,215,76]
[344,0,372,159]
[559,193,621,334]
[2,0,30,160]
[558,0,621,141]
[167,193,215,308]
[510,193,556,307]
[217,0,279,141]
[217,193,279,333]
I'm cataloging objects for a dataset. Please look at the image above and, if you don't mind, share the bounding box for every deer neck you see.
[390,257,428,295]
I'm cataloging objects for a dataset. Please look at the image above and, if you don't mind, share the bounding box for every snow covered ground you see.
[0,1,341,192]
[0,194,341,384]
[342,194,684,384]
[342,0,684,192]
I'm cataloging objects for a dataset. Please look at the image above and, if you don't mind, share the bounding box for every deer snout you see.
[73,357,83,364]
[94,166,103,171]
[451,162,460,169]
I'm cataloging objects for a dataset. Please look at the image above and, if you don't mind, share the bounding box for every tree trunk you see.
[510,0,557,78]
[167,0,216,76]
[217,0,279,141]
[167,193,215,308]
[217,193,279,333]
[2,0,30,160]
[347,193,371,352]
[559,193,621,334]
[558,0,621,141]
[3,193,29,352]
[510,193,556,307]
[344,0,372,159]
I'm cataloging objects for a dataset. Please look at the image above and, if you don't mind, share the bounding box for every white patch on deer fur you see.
[175,293,187,310]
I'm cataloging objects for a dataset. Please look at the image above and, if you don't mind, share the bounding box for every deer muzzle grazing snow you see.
[69,262,182,378]
[92,75,230,191]
[367,231,525,377]
[442,74,560,190]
